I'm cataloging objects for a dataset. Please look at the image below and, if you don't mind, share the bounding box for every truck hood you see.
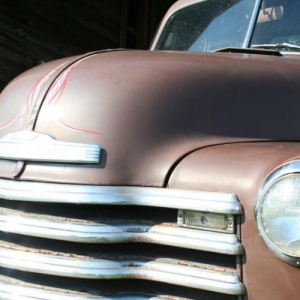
[0,50,300,185]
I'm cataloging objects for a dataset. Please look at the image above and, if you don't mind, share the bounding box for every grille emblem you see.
[0,131,101,164]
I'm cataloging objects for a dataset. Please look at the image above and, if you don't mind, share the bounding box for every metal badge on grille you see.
[0,131,101,163]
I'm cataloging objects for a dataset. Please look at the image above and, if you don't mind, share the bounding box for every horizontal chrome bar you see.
[0,179,242,214]
[0,208,243,254]
[0,241,245,295]
[0,274,183,300]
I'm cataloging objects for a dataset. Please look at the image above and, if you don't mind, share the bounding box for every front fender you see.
[168,141,300,300]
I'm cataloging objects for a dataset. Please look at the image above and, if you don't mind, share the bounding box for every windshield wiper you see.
[251,43,300,52]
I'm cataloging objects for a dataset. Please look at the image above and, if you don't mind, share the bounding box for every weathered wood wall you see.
[0,0,175,91]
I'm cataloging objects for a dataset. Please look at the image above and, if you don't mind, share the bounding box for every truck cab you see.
[0,0,299,299]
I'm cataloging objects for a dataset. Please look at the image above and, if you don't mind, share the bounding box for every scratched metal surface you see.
[9,49,300,186]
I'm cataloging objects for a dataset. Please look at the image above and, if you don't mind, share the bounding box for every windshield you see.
[155,0,300,52]
[155,0,257,51]
[250,0,300,50]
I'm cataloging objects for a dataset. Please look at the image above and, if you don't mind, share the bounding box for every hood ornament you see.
[0,131,101,164]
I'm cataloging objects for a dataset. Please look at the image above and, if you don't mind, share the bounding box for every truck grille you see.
[0,179,245,299]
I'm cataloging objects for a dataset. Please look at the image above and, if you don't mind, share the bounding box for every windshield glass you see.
[155,0,257,51]
[250,0,300,50]
[155,0,300,53]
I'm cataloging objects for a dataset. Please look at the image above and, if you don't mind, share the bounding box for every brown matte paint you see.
[6,49,300,186]
[169,142,300,300]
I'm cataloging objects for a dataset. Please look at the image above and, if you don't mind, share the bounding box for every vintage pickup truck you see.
[0,0,299,299]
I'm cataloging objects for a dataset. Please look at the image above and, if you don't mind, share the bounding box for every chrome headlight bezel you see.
[255,161,300,267]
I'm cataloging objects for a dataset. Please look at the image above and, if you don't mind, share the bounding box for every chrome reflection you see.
[0,179,242,214]
[0,242,246,296]
[0,273,188,300]
[0,207,243,255]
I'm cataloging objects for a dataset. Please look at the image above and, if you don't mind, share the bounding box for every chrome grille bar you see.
[0,207,243,255]
[0,180,245,297]
[0,241,245,295]
[0,274,186,300]
[0,179,242,214]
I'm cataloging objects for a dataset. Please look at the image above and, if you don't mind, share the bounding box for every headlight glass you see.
[256,172,300,265]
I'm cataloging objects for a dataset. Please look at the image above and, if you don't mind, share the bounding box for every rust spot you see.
[125,227,149,233]
[121,262,141,268]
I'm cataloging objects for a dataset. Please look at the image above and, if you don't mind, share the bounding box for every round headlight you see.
[256,162,300,266]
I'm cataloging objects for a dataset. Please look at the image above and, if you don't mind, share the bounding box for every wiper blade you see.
[251,43,300,52]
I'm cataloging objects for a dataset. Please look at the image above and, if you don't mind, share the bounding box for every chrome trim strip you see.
[0,131,101,163]
[0,208,243,254]
[0,274,171,300]
[0,243,246,295]
[243,0,262,47]
[0,179,242,214]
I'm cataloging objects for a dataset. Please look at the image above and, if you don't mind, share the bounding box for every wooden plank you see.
[35,0,121,45]
[0,54,30,88]
[0,12,77,57]
[0,40,36,65]
[0,0,119,57]
[0,0,120,48]
[0,29,62,62]
[71,0,123,24]
[120,0,128,47]
[69,0,122,31]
